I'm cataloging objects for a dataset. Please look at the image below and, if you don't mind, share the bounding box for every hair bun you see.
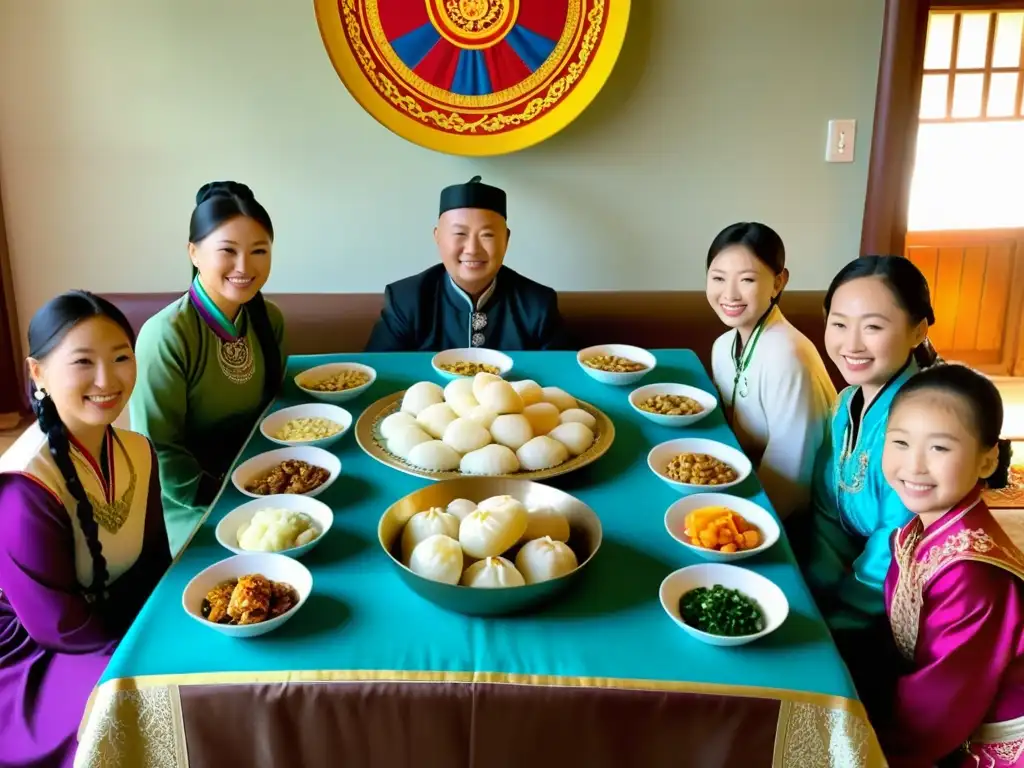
[195,181,255,206]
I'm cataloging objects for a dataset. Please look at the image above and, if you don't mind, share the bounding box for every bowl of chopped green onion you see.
[659,563,788,647]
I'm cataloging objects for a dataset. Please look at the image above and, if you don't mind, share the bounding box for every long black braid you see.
[26,290,136,605]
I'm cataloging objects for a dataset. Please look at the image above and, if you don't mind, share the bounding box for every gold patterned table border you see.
[78,669,886,767]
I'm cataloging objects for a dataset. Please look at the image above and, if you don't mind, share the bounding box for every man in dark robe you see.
[366,176,569,352]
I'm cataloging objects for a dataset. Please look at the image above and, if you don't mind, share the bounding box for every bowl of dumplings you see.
[378,477,602,616]
[354,372,615,480]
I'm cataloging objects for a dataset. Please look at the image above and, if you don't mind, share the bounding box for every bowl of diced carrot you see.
[664,493,780,562]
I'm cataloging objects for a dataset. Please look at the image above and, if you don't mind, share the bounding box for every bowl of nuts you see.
[629,383,718,427]
[260,403,353,449]
[577,345,656,386]
[431,348,514,381]
[295,362,376,404]
[647,438,752,493]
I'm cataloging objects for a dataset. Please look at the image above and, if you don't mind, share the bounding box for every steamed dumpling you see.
[447,498,478,521]
[467,406,498,429]
[515,536,579,584]
[461,556,526,588]
[444,378,476,403]
[442,418,492,454]
[460,444,520,475]
[380,412,419,440]
[459,495,528,558]
[510,380,543,406]
[489,414,533,451]
[401,507,460,563]
[448,394,480,419]
[516,436,569,471]
[388,425,432,459]
[408,534,463,585]
[559,408,597,429]
[542,387,577,412]
[521,505,570,543]
[416,402,458,439]
[522,402,560,436]
[478,381,524,415]
[472,372,503,401]
[547,422,595,457]
[407,440,462,471]
[402,381,444,416]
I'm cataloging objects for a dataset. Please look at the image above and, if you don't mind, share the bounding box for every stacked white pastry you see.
[401,495,580,588]
[380,373,598,474]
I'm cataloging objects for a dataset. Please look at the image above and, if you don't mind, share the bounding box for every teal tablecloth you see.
[80,351,883,767]
[101,350,853,695]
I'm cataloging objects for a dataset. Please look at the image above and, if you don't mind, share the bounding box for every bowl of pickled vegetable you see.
[659,563,788,647]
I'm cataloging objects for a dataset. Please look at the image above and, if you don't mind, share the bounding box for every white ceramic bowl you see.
[294,362,376,403]
[659,563,789,647]
[231,446,341,500]
[431,348,514,381]
[260,403,353,449]
[182,553,313,638]
[629,383,719,427]
[647,438,752,493]
[215,494,334,558]
[577,344,657,386]
[664,493,780,562]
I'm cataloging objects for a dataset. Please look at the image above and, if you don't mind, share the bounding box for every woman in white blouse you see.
[706,222,836,520]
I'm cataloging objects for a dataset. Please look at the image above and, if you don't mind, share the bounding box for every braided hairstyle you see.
[27,291,137,603]
[189,181,281,404]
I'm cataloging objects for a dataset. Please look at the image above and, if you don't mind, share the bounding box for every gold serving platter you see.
[355,391,615,481]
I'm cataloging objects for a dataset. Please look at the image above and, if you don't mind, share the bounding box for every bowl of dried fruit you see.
[231,446,342,500]
[664,493,779,562]
[431,348,514,381]
[647,438,752,493]
[629,383,718,427]
[294,362,376,404]
[576,345,656,386]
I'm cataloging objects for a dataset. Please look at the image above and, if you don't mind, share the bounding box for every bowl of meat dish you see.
[659,563,789,647]
[216,494,333,558]
[629,383,718,427]
[664,493,780,562]
[260,403,353,449]
[182,553,313,638]
[231,446,341,500]
[647,438,752,493]
[294,362,376,404]
[378,476,602,616]
[576,344,656,386]
[431,348,514,381]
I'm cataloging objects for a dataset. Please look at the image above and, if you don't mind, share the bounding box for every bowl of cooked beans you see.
[294,362,376,403]
[231,445,342,500]
[664,492,779,562]
[647,438,752,493]
[628,383,718,427]
[576,345,656,386]
[260,403,353,449]
[431,348,514,381]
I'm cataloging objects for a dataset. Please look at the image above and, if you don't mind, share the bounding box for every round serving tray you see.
[355,390,615,480]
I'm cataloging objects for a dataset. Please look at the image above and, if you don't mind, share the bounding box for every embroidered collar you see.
[447,273,498,312]
[67,427,116,505]
[189,276,242,342]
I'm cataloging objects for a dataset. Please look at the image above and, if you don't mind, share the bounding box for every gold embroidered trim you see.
[75,684,189,768]
[773,700,885,767]
[71,432,137,535]
[218,336,255,385]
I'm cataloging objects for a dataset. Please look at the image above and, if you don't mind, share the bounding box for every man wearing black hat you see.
[365,176,568,352]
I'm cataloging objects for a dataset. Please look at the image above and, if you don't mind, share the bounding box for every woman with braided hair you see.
[130,181,285,554]
[0,291,171,767]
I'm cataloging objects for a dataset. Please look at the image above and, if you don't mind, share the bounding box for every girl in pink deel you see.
[881,363,1024,767]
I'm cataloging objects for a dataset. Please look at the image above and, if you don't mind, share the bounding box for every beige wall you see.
[0,0,883,338]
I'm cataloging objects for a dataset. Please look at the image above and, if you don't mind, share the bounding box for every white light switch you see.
[825,119,856,163]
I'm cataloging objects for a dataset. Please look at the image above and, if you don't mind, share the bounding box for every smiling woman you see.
[129,182,286,554]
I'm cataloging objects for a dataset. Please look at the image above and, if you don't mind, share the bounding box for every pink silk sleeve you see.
[883,561,1024,766]
[0,475,116,654]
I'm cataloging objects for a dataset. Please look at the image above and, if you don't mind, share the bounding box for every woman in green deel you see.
[130,181,285,554]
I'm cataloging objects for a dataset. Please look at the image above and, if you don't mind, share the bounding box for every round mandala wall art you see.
[314,0,630,155]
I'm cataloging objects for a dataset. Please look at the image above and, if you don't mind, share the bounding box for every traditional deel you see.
[314,0,631,155]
